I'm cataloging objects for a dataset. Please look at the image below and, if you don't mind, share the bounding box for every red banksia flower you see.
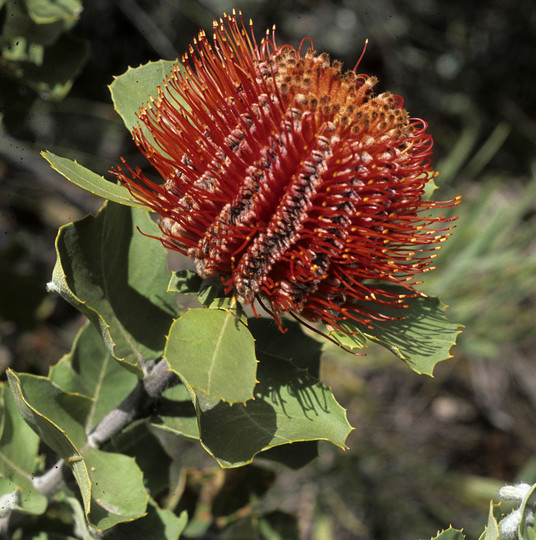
[113,11,460,334]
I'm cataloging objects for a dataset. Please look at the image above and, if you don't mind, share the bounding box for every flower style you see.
[113,11,459,333]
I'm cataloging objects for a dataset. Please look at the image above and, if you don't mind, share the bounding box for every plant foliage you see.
[0,59,466,538]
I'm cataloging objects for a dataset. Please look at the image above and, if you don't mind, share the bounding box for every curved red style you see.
[113,11,459,332]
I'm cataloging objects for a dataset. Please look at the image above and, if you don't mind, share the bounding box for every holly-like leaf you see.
[109,420,173,497]
[6,372,148,530]
[6,371,92,510]
[431,528,466,540]
[519,482,536,540]
[164,308,258,404]
[150,382,199,441]
[112,498,188,539]
[329,324,368,352]
[258,441,319,470]
[25,0,82,24]
[248,317,322,375]
[479,500,501,540]
[49,322,138,431]
[42,152,148,209]
[2,1,65,49]
[2,2,87,98]
[0,384,47,515]
[168,269,202,296]
[196,319,353,468]
[109,60,180,136]
[50,201,178,374]
[0,478,18,517]
[338,285,463,375]
[15,33,88,99]
[83,448,148,531]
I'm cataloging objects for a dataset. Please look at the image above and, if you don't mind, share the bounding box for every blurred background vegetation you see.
[1,0,535,538]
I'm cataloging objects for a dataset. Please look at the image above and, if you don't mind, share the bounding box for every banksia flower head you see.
[113,11,459,334]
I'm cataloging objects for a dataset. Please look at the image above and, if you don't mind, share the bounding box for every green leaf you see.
[341,285,463,375]
[2,1,65,48]
[24,0,82,24]
[329,322,368,351]
[424,173,439,200]
[49,322,139,431]
[13,32,88,99]
[64,493,99,540]
[42,151,149,209]
[6,370,92,510]
[2,2,87,99]
[431,528,466,540]
[168,269,202,296]
[164,308,257,403]
[83,448,148,531]
[197,319,353,468]
[109,60,180,135]
[150,382,199,441]
[257,441,319,470]
[248,317,323,375]
[112,498,188,539]
[7,371,91,453]
[480,500,500,540]
[4,371,148,531]
[196,277,227,307]
[519,482,536,540]
[0,384,47,515]
[0,478,18,517]
[50,201,178,373]
[108,420,173,496]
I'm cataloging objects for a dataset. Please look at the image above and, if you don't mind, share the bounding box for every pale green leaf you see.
[83,448,148,530]
[109,60,180,135]
[168,269,202,296]
[197,319,353,468]
[431,528,466,540]
[257,441,319,470]
[329,322,368,352]
[6,371,91,511]
[112,499,188,539]
[25,0,82,24]
[0,477,18,517]
[0,384,47,515]
[50,201,177,374]
[340,285,463,375]
[480,500,500,540]
[65,494,98,540]
[49,322,138,431]
[3,1,64,47]
[164,308,257,403]
[108,420,173,496]
[42,151,149,209]
[17,33,88,100]
[519,482,536,540]
[150,382,199,441]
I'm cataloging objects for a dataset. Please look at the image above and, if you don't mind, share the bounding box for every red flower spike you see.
[112,11,460,334]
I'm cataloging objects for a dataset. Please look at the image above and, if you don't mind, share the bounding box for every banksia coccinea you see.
[113,11,460,334]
